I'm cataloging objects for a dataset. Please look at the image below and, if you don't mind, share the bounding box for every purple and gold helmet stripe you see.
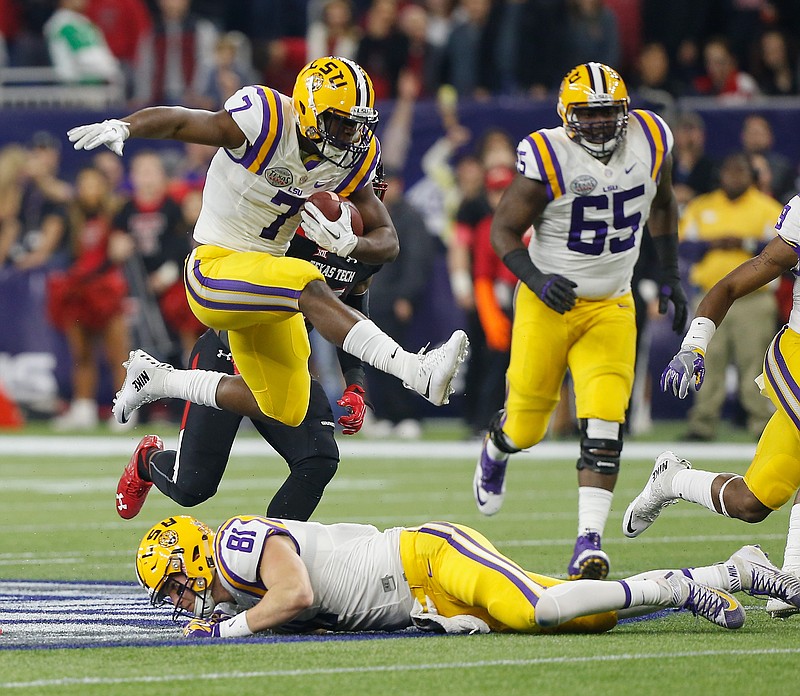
[765,327,800,430]
[526,131,565,200]
[631,110,668,182]
[337,56,374,109]
[336,138,381,196]
[416,522,546,606]
[586,62,608,94]
[185,251,301,313]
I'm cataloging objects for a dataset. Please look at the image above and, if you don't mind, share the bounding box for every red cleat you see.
[116,435,163,519]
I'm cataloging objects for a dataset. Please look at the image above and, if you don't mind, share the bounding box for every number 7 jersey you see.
[194,85,381,257]
[517,109,674,300]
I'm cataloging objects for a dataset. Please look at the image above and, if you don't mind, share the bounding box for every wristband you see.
[217,611,254,638]
[681,317,716,353]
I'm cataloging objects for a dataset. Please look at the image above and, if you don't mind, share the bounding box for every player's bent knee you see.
[533,593,562,628]
[576,436,622,475]
[488,410,523,454]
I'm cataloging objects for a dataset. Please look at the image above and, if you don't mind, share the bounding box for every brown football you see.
[305,191,364,236]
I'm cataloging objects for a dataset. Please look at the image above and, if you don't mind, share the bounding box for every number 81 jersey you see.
[517,109,674,300]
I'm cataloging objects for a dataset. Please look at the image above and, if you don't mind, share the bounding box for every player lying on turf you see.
[136,515,800,638]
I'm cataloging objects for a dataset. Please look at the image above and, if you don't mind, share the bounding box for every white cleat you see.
[405,330,469,406]
[766,595,800,619]
[660,572,745,629]
[622,450,690,538]
[112,349,174,424]
[473,435,507,516]
[727,545,800,610]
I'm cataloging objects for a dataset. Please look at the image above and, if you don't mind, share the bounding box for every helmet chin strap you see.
[193,584,215,618]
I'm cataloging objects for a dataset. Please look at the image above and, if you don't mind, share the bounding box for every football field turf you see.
[1,427,797,695]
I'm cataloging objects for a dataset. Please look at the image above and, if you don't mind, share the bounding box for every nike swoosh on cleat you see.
[474,482,488,506]
[423,374,433,400]
[625,514,637,536]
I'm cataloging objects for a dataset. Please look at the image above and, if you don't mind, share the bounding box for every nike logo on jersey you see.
[625,164,637,174]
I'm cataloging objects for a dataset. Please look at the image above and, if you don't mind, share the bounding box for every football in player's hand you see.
[305,191,364,236]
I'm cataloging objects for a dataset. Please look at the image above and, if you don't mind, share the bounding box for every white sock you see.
[342,319,418,384]
[163,369,223,409]
[683,564,741,593]
[577,487,613,536]
[782,504,800,571]
[671,469,717,510]
[535,580,627,627]
[486,437,510,462]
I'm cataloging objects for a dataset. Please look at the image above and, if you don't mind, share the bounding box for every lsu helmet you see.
[292,56,379,168]
[557,62,629,159]
[136,516,217,620]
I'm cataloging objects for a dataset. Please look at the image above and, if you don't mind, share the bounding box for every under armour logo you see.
[217,349,232,361]
[116,493,127,511]
[132,371,150,393]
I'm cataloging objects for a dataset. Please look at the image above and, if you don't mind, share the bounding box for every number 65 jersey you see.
[517,109,674,300]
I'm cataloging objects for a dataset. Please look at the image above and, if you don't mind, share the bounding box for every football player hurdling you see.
[629,194,800,618]
[473,62,689,582]
[67,56,468,430]
[136,515,800,638]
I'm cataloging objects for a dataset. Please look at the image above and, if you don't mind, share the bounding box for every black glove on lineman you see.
[658,276,689,333]
[503,249,577,314]
[652,234,689,333]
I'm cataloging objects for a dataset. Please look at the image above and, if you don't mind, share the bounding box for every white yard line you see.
[0,436,757,461]
[3,648,799,689]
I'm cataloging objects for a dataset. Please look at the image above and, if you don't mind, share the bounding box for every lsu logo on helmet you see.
[557,62,630,160]
[292,56,379,168]
[135,515,217,620]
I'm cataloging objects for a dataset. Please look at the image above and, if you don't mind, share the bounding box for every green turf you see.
[1,425,798,694]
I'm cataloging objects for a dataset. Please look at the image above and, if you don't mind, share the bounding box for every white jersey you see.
[516,110,674,300]
[194,85,381,256]
[213,515,413,632]
[774,195,800,333]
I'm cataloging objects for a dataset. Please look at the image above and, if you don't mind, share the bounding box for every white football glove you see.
[410,597,490,635]
[300,201,359,258]
[67,119,131,156]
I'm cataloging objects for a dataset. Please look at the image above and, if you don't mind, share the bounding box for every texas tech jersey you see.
[194,85,381,256]
[213,515,413,632]
[288,231,380,298]
[517,109,674,300]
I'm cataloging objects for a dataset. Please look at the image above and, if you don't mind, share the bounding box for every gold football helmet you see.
[136,516,217,620]
[557,62,629,159]
[292,56,379,168]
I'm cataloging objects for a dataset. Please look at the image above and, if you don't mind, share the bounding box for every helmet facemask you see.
[149,555,216,621]
[313,108,377,168]
[564,102,628,159]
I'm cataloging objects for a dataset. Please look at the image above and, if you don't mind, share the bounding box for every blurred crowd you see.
[2,1,800,106]
[2,0,800,439]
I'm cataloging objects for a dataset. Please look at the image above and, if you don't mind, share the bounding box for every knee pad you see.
[576,422,622,475]
[488,410,522,455]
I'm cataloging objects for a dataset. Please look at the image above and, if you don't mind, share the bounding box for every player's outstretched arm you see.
[68,107,246,156]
